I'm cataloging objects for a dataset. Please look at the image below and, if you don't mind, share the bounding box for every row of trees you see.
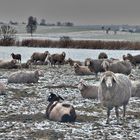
[0,16,74,43]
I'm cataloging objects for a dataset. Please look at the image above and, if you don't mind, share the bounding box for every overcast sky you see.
[0,0,140,25]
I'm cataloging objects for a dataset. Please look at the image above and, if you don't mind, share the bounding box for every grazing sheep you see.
[0,82,6,95]
[77,80,98,99]
[102,60,132,75]
[123,53,140,66]
[11,53,21,63]
[46,93,76,122]
[98,71,132,124]
[131,81,140,97]
[8,70,43,83]
[48,52,66,66]
[67,58,82,66]
[31,51,49,62]
[74,63,93,75]
[0,60,18,69]
[98,52,108,59]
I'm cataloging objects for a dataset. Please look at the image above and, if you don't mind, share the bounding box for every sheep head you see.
[122,55,127,61]
[62,52,66,57]
[127,53,133,60]
[85,59,92,66]
[74,63,79,68]
[11,53,14,57]
[77,79,86,90]
[44,51,50,56]
[34,70,44,77]
[102,60,110,71]
[100,71,117,88]
[47,92,64,102]
[67,58,72,62]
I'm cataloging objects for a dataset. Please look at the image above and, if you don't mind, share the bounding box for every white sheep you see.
[77,80,98,99]
[98,71,132,124]
[0,60,18,69]
[8,70,44,83]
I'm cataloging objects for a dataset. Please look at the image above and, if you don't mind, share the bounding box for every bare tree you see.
[26,16,37,37]
[0,24,17,46]
[0,24,17,44]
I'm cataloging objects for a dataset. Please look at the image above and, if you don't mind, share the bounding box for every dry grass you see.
[19,39,140,50]
[0,39,16,46]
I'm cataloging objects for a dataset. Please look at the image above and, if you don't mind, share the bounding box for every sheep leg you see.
[115,106,120,124]
[106,108,110,124]
[123,105,126,123]
[123,105,126,118]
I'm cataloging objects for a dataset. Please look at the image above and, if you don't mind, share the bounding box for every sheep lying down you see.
[77,80,98,99]
[8,70,43,83]
[46,93,76,122]
[98,71,132,124]
[131,80,140,97]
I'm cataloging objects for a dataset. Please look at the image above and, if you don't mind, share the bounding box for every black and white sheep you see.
[31,51,49,62]
[47,52,66,66]
[98,71,132,124]
[74,63,93,75]
[11,53,21,63]
[8,70,44,83]
[46,93,76,122]
[102,60,132,75]
[77,80,98,99]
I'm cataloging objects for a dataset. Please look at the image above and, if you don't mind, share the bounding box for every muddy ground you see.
[0,65,140,140]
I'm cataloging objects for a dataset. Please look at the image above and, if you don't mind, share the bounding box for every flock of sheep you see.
[0,50,140,124]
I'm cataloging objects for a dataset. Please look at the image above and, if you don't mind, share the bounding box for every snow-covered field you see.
[0,65,140,139]
[14,24,140,41]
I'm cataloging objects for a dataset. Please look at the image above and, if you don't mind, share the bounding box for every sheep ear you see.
[100,74,106,83]
[100,76,105,83]
[58,95,64,101]
[112,74,117,83]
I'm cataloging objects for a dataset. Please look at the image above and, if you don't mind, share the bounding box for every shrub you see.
[18,39,140,50]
